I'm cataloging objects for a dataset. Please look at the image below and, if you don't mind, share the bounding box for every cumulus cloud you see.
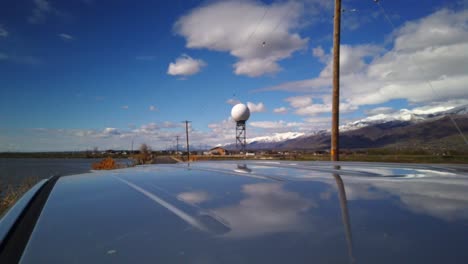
[285,96,312,108]
[149,105,157,111]
[174,0,308,77]
[99,128,121,137]
[58,33,73,41]
[319,44,383,78]
[312,45,327,62]
[207,118,235,137]
[167,54,206,77]
[294,101,358,116]
[0,25,8,38]
[226,98,241,105]
[135,123,159,134]
[364,106,395,116]
[247,101,266,112]
[4,119,229,152]
[273,107,288,114]
[259,9,468,116]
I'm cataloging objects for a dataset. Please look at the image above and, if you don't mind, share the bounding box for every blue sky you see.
[1,0,467,151]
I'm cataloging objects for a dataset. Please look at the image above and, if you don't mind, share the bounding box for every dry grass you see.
[92,157,119,170]
[0,177,39,216]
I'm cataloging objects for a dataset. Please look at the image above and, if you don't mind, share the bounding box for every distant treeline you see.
[0,150,165,159]
[0,152,125,159]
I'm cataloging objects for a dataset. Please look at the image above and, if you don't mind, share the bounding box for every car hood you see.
[17,161,468,263]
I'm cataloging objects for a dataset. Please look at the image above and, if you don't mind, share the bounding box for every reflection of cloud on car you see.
[214,182,316,238]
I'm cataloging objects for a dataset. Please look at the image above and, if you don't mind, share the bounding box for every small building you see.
[207,147,229,156]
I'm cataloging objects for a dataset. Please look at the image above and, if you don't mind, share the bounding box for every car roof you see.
[3,161,468,263]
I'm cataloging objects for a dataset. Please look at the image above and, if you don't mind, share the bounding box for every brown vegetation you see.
[0,177,38,216]
[133,144,154,165]
[91,157,119,170]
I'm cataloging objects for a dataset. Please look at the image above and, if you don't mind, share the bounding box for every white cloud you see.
[258,9,468,115]
[58,33,73,41]
[294,101,358,116]
[319,44,383,78]
[226,98,241,105]
[285,96,312,108]
[3,119,232,152]
[247,101,266,112]
[174,0,308,77]
[149,105,157,111]
[364,106,395,116]
[160,121,180,129]
[250,120,301,130]
[273,107,288,114]
[28,0,53,24]
[312,45,327,62]
[256,77,330,92]
[135,123,159,134]
[0,25,8,38]
[121,105,129,110]
[205,117,261,145]
[167,54,206,77]
[100,128,121,137]
[393,9,468,53]
[408,99,468,114]
[302,116,331,131]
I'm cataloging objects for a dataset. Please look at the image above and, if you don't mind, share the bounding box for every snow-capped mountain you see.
[247,132,305,144]
[340,104,468,132]
[221,104,468,150]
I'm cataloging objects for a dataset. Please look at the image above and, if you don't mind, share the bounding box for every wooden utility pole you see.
[176,136,179,155]
[331,0,341,161]
[182,121,191,161]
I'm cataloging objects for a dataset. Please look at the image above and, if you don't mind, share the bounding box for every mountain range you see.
[227,105,468,151]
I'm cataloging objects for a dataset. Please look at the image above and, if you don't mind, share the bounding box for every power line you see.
[242,4,270,47]
[373,0,468,146]
[374,0,396,29]
[262,2,295,47]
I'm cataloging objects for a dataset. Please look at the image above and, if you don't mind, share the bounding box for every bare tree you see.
[136,143,153,164]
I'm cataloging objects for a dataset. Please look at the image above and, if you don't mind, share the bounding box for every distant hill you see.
[225,105,468,152]
[284,114,468,151]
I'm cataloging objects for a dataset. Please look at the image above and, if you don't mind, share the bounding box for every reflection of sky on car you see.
[182,161,468,222]
[19,161,468,263]
[212,182,316,238]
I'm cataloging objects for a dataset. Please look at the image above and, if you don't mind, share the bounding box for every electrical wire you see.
[373,0,468,145]
[263,2,295,46]
[242,5,270,47]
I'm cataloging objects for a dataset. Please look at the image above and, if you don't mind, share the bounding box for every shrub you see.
[133,144,154,165]
[92,157,118,170]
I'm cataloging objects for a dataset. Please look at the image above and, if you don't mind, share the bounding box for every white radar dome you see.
[231,103,250,122]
